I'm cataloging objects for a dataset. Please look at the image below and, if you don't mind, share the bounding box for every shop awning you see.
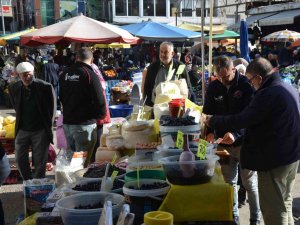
[259,9,300,26]
[0,27,36,45]
[228,12,277,31]
[178,23,226,34]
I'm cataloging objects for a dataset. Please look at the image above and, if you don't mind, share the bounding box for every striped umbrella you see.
[261,29,300,42]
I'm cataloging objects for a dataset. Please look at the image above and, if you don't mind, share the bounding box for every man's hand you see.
[221,132,235,145]
[206,133,215,143]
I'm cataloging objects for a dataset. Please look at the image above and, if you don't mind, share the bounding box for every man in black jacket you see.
[205,57,300,225]
[59,47,106,166]
[9,62,55,180]
[203,56,260,225]
[41,56,60,109]
[143,42,192,106]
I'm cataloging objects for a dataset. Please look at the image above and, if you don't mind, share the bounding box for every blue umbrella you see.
[240,19,250,62]
[122,21,202,42]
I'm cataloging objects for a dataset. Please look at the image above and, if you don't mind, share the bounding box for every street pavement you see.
[0,106,299,225]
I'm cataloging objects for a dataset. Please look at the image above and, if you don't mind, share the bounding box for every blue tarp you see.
[121,21,202,42]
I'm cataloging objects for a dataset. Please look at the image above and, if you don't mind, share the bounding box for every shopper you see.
[40,56,60,109]
[203,55,261,225]
[59,47,106,167]
[143,41,193,106]
[8,62,56,180]
[205,57,300,225]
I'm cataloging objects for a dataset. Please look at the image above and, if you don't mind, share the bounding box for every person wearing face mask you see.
[143,41,192,107]
[205,57,300,225]
[8,62,56,180]
[203,56,261,225]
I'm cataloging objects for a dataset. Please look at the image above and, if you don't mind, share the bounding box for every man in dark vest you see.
[143,41,193,107]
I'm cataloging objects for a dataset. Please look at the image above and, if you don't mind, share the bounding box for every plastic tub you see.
[109,104,133,118]
[125,170,165,183]
[123,179,170,225]
[154,144,215,161]
[56,192,124,225]
[158,155,219,185]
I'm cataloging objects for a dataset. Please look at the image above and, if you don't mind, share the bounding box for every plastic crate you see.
[109,104,133,118]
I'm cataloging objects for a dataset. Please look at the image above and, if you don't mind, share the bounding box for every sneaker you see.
[250,220,260,225]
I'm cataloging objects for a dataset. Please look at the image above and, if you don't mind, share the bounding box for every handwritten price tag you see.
[111,171,119,182]
[176,130,184,149]
[197,139,208,160]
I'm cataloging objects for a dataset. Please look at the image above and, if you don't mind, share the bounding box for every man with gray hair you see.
[203,55,260,225]
[143,41,192,106]
[59,47,106,166]
[205,57,300,225]
[8,62,56,180]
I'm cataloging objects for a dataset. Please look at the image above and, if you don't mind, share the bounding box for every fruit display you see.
[83,164,125,178]
[103,69,117,78]
[0,115,16,138]
[74,202,104,209]
[127,182,169,190]
[160,115,196,126]
[72,179,124,192]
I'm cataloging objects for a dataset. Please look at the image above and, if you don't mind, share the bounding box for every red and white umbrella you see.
[261,29,300,42]
[20,14,139,47]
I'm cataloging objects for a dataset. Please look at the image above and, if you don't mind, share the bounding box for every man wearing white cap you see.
[8,62,56,180]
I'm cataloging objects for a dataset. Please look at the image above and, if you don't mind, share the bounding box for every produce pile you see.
[0,115,16,138]
[279,64,300,84]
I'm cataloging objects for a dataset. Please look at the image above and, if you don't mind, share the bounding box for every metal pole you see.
[0,0,5,35]
[201,0,205,104]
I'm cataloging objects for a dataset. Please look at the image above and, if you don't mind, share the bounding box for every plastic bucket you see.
[125,170,165,183]
[109,104,133,118]
[55,192,124,225]
[123,179,170,225]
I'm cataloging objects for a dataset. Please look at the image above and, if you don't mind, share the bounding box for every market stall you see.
[15,78,235,225]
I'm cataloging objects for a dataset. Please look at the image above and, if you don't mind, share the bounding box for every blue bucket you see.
[109,104,133,118]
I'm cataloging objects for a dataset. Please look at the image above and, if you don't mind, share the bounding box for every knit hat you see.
[16,62,34,74]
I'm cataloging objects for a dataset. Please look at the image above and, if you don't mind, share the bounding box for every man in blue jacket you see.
[205,57,300,225]
[203,56,261,225]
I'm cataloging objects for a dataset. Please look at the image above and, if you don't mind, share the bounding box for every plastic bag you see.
[54,149,77,187]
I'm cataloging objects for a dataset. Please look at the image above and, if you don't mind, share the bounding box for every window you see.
[182,0,193,17]
[196,0,208,17]
[128,0,139,16]
[143,0,154,16]
[116,0,127,16]
[156,0,166,16]
[170,0,180,17]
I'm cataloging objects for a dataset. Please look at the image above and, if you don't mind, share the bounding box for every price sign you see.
[176,130,184,149]
[111,153,117,165]
[111,171,119,182]
[197,139,208,160]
